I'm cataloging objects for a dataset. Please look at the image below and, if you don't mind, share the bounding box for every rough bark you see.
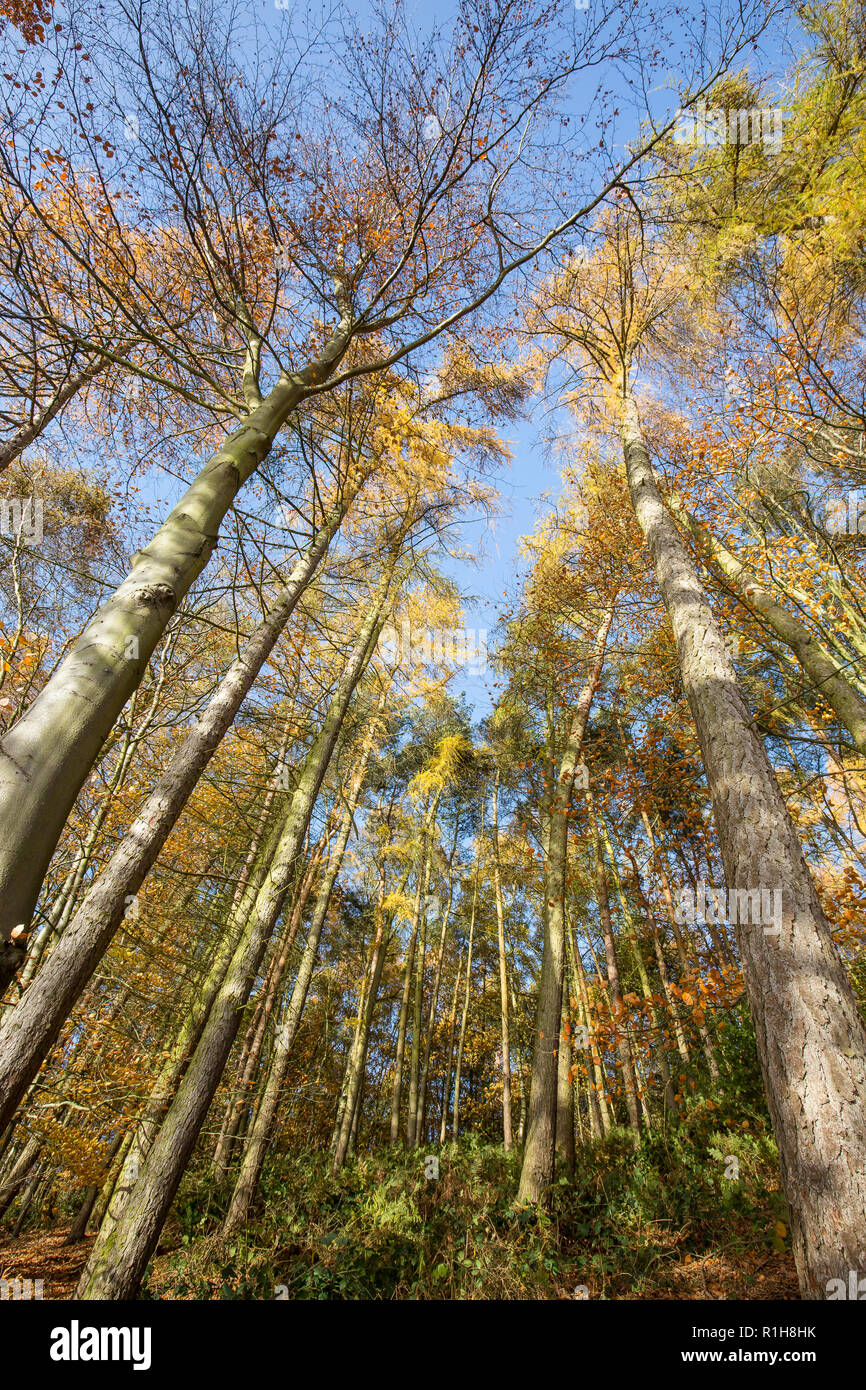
[622,388,866,1298]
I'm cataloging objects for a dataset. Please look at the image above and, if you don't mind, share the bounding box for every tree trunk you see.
[491,773,513,1151]
[439,942,464,1145]
[0,1135,40,1220]
[76,582,387,1299]
[415,838,457,1145]
[555,992,575,1172]
[390,814,436,1144]
[332,907,390,1172]
[10,1160,46,1236]
[0,508,345,1129]
[603,819,677,1116]
[225,719,380,1225]
[587,789,641,1135]
[666,488,866,756]
[0,364,99,474]
[0,324,353,966]
[566,919,602,1139]
[405,891,428,1149]
[213,843,323,1179]
[518,606,613,1202]
[452,845,479,1140]
[622,388,866,1298]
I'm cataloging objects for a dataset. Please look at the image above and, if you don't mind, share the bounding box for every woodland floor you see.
[0,1224,800,1300]
[0,1228,94,1300]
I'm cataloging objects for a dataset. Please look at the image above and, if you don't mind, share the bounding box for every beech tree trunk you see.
[0,508,345,1131]
[0,327,353,965]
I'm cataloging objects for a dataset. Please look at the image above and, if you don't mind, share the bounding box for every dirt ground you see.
[0,1227,93,1299]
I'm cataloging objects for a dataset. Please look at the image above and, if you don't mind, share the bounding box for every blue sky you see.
[443,418,553,720]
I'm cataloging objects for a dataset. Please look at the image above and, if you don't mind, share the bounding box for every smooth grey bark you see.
[622,389,866,1298]
[74,800,288,1251]
[0,505,345,1132]
[17,674,169,992]
[0,319,352,966]
[76,578,389,1298]
[0,364,99,474]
